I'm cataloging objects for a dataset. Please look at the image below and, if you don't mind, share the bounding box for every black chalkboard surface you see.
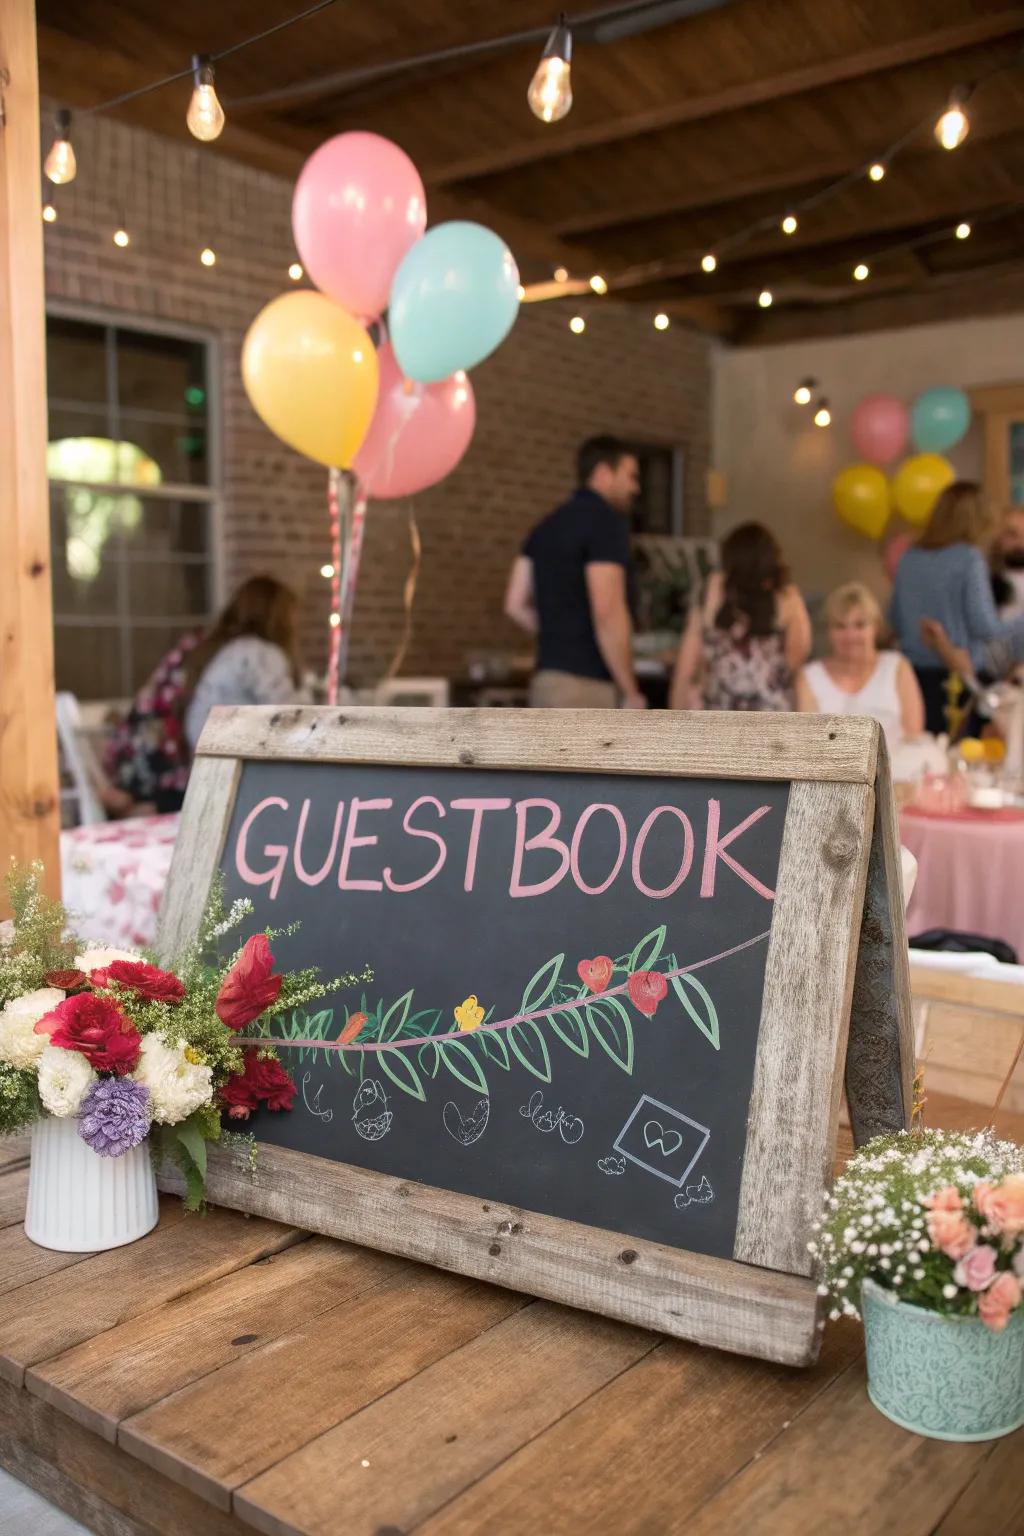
[224,760,788,1260]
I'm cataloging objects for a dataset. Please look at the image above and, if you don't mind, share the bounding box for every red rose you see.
[219,1049,296,1120]
[90,959,186,1004]
[44,993,142,1074]
[215,935,283,1031]
[45,969,89,992]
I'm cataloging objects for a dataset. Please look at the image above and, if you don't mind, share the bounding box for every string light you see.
[199,246,216,267]
[288,261,304,280]
[793,378,815,406]
[955,221,971,240]
[516,283,526,300]
[853,262,869,281]
[186,55,225,141]
[528,14,573,123]
[868,162,887,182]
[935,88,970,150]
[44,110,76,185]
[329,611,341,628]
[113,226,130,248]
[701,253,717,273]
[758,289,773,308]
[41,199,57,224]
[653,312,670,330]
[553,266,569,282]
[589,274,608,295]
[781,213,798,235]
[320,563,335,578]
[814,399,832,427]
[569,315,585,334]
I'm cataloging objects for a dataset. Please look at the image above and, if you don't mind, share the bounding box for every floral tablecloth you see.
[60,814,181,949]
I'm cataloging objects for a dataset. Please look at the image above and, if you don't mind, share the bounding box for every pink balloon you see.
[850,393,910,465]
[292,133,426,320]
[884,531,914,581]
[352,342,476,499]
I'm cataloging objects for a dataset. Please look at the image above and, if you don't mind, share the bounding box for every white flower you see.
[132,1032,212,1126]
[0,987,64,1068]
[942,1284,958,1300]
[73,945,139,974]
[38,1044,95,1117]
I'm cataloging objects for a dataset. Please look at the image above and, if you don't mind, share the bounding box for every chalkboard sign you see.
[157,708,913,1366]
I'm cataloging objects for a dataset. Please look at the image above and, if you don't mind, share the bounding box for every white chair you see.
[373,677,450,708]
[55,692,106,827]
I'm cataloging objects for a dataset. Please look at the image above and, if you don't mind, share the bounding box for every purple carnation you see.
[78,1077,151,1157]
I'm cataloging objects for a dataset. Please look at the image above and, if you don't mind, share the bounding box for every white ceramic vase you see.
[24,1113,159,1252]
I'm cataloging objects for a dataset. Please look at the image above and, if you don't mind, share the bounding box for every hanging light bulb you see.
[814,399,831,428]
[329,611,341,629]
[569,315,585,334]
[589,274,608,295]
[44,110,77,186]
[853,262,869,281]
[553,265,569,283]
[868,162,886,183]
[701,253,717,273]
[187,55,226,142]
[781,213,798,235]
[199,246,216,267]
[320,564,335,579]
[793,377,815,406]
[758,289,773,308]
[516,283,526,301]
[41,200,57,224]
[935,87,969,150]
[288,261,304,280]
[653,312,670,330]
[955,221,971,240]
[113,226,130,248]
[528,14,572,123]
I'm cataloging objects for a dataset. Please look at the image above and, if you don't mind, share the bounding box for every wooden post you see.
[0,0,60,904]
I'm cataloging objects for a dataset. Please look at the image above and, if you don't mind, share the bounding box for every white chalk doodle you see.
[597,1153,627,1176]
[443,1097,490,1147]
[351,1079,393,1141]
[519,1089,584,1144]
[301,1073,333,1123]
[674,1175,715,1209]
[613,1094,710,1188]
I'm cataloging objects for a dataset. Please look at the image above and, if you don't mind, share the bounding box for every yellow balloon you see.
[833,463,891,540]
[891,452,955,526]
[242,291,379,468]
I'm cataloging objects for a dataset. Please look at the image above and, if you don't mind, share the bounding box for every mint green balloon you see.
[389,221,520,383]
[911,387,971,453]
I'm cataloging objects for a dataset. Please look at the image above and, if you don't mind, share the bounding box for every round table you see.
[60,813,180,949]
[899,805,1024,960]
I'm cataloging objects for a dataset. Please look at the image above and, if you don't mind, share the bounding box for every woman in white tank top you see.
[795,581,925,752]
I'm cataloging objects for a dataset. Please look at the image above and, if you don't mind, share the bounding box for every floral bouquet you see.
[810,1129,1024,1331]
[0,865,353,1208]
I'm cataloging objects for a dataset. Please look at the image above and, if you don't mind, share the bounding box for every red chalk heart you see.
[627,970,668,1017]
[577,955,614,994]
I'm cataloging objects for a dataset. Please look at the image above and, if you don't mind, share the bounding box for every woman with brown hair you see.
[183,575,302,750]
[670,522,811,711]
[889,481,1024,733]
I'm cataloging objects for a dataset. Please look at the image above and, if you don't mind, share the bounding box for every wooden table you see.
[1,1103,1022,1536]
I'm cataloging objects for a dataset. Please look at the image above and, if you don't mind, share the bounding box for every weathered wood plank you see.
[0,1204,299,1387]
[735,781,874,1279]
[0,1164,28,1229]
[933,1437,1024,1535]
[155,753,240,964]
[678,1362,993,1536]
[28,1236,406,1444]
[0,1378,245,1536]
[412,1323,863,1536]
[235,1300,657,1536]
[0,1130,31,1171]
[193,705,879,785]
[159,1137,821,1366]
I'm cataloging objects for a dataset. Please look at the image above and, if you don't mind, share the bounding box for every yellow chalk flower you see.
[455,995,484,1032]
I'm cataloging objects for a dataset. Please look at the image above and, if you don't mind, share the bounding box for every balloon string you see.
[337,487,367,686]
[326,467,342,706]
[384,506,422,682]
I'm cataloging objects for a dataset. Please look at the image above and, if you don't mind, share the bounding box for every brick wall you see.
[42,106,711,687]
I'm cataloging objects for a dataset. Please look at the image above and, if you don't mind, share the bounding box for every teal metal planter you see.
[862,1277,1024,1441]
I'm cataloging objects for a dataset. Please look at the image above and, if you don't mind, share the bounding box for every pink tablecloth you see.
[900,807,1024,960]
[60,814,180,949]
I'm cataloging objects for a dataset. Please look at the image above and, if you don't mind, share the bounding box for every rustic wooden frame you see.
[156,706,913,1367]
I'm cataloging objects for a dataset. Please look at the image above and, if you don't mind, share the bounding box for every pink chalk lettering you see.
[569,803,628,895]
[510,799,570,898]
[234,796,289,901]
[338,798,393,892]
[383,796,448,893]
[700,800,775,900]
[631,806,694,898]
[293,798,345,887]
[451,797,512,891]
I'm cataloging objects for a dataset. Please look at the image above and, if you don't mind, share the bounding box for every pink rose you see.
[973,1175,1024,1243]
[977,1271,1022,1333]
[924,1185,963,1213]
[953,1244,999,1292]
[926,1208,976,1260]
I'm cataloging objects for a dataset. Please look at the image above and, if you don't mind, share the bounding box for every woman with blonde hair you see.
[796,582,924,750]
[889,481,1024,733]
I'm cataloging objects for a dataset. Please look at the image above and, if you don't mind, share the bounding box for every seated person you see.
[795,581,924,751]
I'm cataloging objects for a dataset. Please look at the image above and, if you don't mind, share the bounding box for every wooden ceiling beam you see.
[428,10,1024,186]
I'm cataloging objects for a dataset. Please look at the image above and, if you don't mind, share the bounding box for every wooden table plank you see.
[119,1267,527,1512]
[0,1164,28,1228]
[410,1321,862,1536]
[678,1363,996,1535]
[0,1204,300,1387]
[0,1130,30,1171]
[28,1237,406,1443]
[235,1300,657,1536]
[932,1438,1024,1534]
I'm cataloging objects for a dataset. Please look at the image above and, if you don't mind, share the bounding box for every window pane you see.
[50,484,122,614]
[131,625,203,692]
[115,329,206,420]
[116,410,208,486]
[126,560,210,620]
[47,316,106,408]
[121,498,209,557]
[54,625,123,700]
[48,405,111,449]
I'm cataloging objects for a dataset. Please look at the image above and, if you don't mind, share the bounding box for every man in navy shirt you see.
[505,436,647,709]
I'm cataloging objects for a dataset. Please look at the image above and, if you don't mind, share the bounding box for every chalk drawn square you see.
[613,1095,711,1188]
